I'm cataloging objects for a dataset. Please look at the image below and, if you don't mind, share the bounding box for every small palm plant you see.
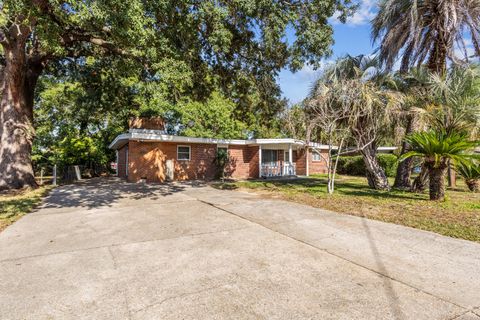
[400,130,480,200]
[214,148,230,182]
[457,162,480,192]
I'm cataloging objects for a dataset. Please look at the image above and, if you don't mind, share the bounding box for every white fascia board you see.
[109,132,250,149]
[308,142,336,150]
[109,130,336,150]
[131,133,250,145]
[253,138,306,145]
[108,133,131,149]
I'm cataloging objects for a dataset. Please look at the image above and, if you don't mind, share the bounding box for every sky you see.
[278,0,378,104]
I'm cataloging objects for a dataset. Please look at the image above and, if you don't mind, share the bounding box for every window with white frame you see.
[312,150,322,161]
[177,145,191,160]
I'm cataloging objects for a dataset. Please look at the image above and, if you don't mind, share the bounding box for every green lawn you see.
[0,186,53,232]
[213,175,480,242]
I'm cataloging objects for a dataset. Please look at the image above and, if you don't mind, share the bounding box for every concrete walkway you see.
[0,178,479,319]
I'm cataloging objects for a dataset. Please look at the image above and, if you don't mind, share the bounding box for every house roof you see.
[108,129,331,150]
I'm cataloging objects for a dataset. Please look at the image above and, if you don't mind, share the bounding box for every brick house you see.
[109,118,330,183]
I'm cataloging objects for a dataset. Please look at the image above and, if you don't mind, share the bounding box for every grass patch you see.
[213,175,480,242]
[0,186,54,232]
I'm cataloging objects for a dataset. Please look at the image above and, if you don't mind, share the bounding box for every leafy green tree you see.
[179,92,248,139]
[310,55,403,190]
[0,0,355,189]
[401,130,480,200]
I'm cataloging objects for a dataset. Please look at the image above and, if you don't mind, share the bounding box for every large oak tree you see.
[0,0,354,189]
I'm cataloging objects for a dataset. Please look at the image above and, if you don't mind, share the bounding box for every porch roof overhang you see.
[108,129,332,150]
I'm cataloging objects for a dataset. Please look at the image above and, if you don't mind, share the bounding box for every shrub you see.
[336,154,398,177]
[457,162,480,192]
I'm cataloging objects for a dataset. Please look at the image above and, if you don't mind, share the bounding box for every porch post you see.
[258,145,262,178]
[288,144,293,163]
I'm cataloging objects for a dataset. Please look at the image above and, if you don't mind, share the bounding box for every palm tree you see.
[372,0,480,188]
[392,67,431,189]
[395,65,480,190]
[428,65,480,135]
[372,0,480,74]
[311,55,403,190]
[457,162,480,192]
[401,130,480,200]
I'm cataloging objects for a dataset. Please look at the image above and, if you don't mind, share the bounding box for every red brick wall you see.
[117,145,128,178]
[127,141,218,182]
[117,141,328,181]
[247,146,259,178]
[309,148,329,174]
[225,145,259,179]
[296,149,307,175]
[295,148,329,175]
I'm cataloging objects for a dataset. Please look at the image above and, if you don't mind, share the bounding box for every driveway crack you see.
[0,226,251,264]
[131,283,227,315]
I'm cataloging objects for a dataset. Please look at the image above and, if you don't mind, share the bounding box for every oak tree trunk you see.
[393,115,417,189]
[428,164,447,201]
[361,144,390,191]
[0,39,41,190]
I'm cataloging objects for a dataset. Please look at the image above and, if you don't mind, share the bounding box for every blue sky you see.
[278,0,378,103]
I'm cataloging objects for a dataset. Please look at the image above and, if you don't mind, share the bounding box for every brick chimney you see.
[128,117,165,131]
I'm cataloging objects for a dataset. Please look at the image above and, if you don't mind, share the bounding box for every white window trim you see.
[177,145,191,161]
[312,150,322,162]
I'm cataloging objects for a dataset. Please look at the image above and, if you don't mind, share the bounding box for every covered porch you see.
[258,142,302,178]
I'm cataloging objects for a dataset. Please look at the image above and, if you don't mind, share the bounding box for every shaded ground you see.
[0,178,479,319]
[0,185,53,231]
[214,174,480,242]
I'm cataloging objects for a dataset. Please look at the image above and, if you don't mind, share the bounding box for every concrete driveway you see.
[0,178,479,320]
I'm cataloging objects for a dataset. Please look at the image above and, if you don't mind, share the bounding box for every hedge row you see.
[335,154,398,177]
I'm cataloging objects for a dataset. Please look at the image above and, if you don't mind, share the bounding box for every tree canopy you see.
[0,0,357,188]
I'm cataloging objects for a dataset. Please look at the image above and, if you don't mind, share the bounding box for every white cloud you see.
[295,60,335,81]
[331,0,378,26]
[278,60,336,103]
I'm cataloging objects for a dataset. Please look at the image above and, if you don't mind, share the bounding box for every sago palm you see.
[401,130,480,200]
[457,162,480,192]
[372,0,480,74]
[405,65,480,191]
